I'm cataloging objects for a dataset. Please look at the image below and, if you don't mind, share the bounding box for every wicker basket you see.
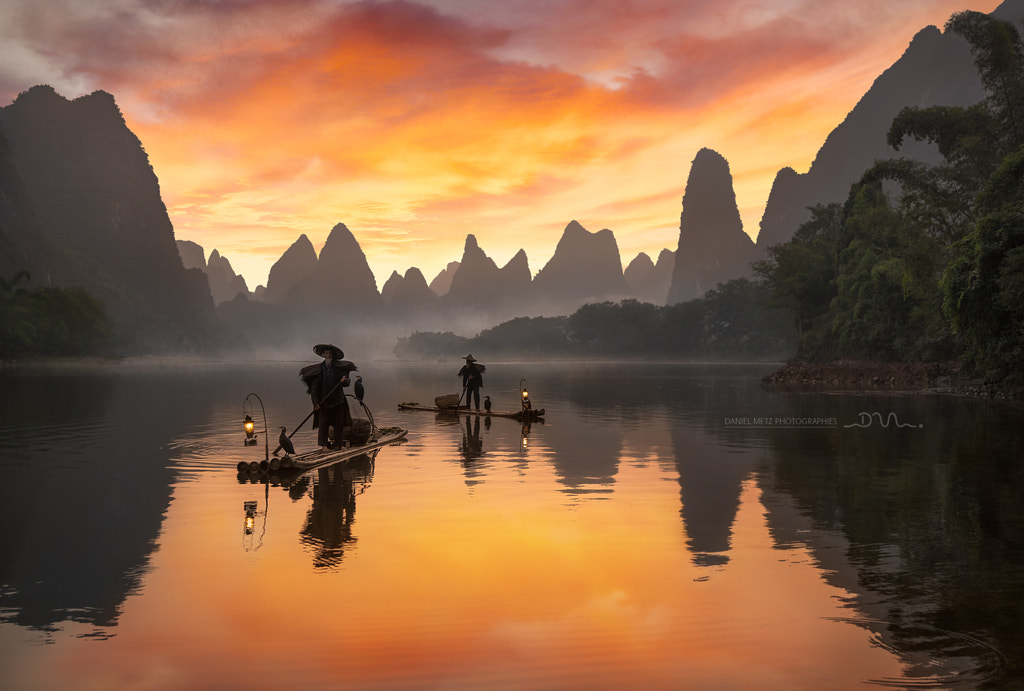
[342,418,372,446]
[434,393,461,409]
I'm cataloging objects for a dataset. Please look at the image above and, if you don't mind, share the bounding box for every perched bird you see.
[484,395,491,412]
[354,375,365,403]
[279,426,295,455]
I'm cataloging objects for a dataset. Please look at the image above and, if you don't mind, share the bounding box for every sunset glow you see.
[0,0,1001,288]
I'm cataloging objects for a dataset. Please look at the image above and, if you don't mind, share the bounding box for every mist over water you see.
[1,361,1022,689]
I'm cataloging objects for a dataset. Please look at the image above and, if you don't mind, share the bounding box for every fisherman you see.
[301,343,354,452]
[458,354,485,410]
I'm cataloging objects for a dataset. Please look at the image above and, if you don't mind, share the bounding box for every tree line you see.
[755,10,1024,382]
[0,271,112,358]
[394,278,797,361]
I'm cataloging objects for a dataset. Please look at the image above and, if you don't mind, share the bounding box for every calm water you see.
[1,360,1023,690]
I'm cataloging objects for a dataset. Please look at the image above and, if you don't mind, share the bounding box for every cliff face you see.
[668,149,756,304]
[756,23,984,251]
[0,123,45,279]
[0,85,220,352]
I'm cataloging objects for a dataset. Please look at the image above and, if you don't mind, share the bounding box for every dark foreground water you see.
[1,360,1023,690]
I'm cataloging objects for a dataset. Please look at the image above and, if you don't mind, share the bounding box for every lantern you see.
[244,413,257,445]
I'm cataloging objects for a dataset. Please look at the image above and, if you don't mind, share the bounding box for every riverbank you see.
[762,360,1023,398]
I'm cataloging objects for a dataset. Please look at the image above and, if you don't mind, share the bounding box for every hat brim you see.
[314,343,345,359]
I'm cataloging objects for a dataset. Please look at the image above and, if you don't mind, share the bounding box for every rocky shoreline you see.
[762,360,1022,398]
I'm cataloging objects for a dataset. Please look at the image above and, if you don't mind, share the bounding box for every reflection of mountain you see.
[543,416,621,497]
[296,453,375,569]
[0,369,220,633]
[757,393,1024,685]
[671,425,753,567]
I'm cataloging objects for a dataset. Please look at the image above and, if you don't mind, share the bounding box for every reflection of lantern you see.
[244,500,257,534]
[244,414,257,445]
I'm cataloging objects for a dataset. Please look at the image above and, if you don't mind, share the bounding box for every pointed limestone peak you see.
[391,267,438,308]
[381,270,403,304]
[264,233,318,304]
[668,148,755,304]
[533,220,626,302]
[429,261,460,296]
[447,235,502,303]
[302,222,380,304]
[624,252,655,288]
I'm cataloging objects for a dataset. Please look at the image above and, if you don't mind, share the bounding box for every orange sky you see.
[0,0,1003,289]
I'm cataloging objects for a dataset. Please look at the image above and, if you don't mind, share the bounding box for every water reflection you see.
[2,362,1024,689]
[298,453,376,569]
[0,366,218,634]
[758,393,1024,689]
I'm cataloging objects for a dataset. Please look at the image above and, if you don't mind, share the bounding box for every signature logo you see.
[843,412,923,429]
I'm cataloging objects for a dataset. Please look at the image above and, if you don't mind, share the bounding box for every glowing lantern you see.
[244,413,257,445]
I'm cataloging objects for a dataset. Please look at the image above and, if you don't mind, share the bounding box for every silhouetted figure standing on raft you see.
[458,354,485,410]
[301,343,354,452]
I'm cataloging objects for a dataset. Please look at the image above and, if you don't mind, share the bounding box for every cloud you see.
[0,0,1003,287]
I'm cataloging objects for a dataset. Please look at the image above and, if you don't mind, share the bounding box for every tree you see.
[943,146,1024,377]
[754,203,842,352]
[0,271,113,358]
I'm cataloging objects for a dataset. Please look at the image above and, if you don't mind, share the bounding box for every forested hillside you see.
[755,10,1024,383]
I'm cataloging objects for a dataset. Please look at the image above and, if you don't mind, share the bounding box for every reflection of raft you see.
[399,402,545,422]
[237,426,407,475]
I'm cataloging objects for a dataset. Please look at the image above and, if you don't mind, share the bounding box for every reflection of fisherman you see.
[460,415,483,461]
[458,354,485,410]
[301,344,354,452]
[300,453,375,569]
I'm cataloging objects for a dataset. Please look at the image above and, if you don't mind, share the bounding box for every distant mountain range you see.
[2,0,1020,355]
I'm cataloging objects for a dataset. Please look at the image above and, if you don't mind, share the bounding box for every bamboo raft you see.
[398,402,545,421]
[237,426,407,475]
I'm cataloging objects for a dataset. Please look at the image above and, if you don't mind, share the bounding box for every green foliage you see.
[567,300,665,355]
[393,283,798,361]
[943,146,1024,376]
[758,9,1024,378]
[693,279,796,357]
[946,10,1024,150]
[473,316,570,356]
[393,331,471,360]
[830,183,953,361]
[753,203,842,353]
[0,271,113,358]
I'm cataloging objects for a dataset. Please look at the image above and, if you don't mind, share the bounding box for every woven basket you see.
[434,393,461,409]
[342,418,372,446]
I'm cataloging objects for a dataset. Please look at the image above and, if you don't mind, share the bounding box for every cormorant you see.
[484,395,491,412]
[354,375,365,403]
[279,426,295,455]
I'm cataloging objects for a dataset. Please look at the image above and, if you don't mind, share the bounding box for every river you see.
[0,360,1022,690]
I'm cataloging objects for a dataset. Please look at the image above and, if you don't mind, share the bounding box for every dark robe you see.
[300,360,355,446]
